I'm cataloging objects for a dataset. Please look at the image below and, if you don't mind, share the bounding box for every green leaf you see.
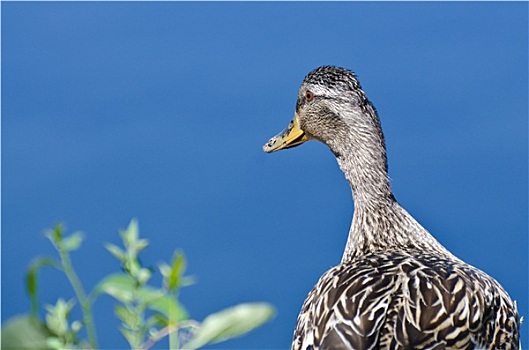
[26,257,58,317]
[45,337,63,350]
[184,302,275,349]
[92,273,136,303]
[137,286,166,305]
[61,232,84,252]
[26,269,37,300]
[120,219,139,248]
[44,298,75,336]
[105,243,125,262]
[1,315,51,350]
[123,258,141,278]
[147,294,188,322]
[165,251,186,291]
[120,327,141,348]
[93,273,181,315]
[135,238,149,253]
[45,224,64,248]
[136,268,152,285]
[180,276,197,287]
[26,257,58,295]
[158,263,171,278]
[145,314,167,329]
[114,305,138,328]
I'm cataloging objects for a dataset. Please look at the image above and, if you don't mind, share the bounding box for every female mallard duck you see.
[263,66,520,350]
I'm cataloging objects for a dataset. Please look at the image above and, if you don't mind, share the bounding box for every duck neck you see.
[330,129,447,263]
[330,119,394,206]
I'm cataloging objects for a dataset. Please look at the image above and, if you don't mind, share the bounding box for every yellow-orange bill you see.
[263,116,309,153]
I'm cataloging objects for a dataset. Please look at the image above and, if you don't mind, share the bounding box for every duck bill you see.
[263,116,309,153]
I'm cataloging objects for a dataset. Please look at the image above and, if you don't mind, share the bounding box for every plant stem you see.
[169,321,179,350]
[140,320,200,350]
[58,248,99,349]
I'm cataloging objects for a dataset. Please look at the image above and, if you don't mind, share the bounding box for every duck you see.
[263,66,520,350]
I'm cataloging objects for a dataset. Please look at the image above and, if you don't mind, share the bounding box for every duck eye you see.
[305,90,315,102]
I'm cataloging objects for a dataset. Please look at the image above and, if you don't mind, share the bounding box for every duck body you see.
[294,250,518,350]
[264,66,520,349]
[293,201,519,350]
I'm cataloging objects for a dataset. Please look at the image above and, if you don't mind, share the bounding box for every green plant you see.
[1,219,275,349]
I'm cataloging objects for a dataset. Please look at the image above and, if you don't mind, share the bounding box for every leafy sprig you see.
[1,220,275,349]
